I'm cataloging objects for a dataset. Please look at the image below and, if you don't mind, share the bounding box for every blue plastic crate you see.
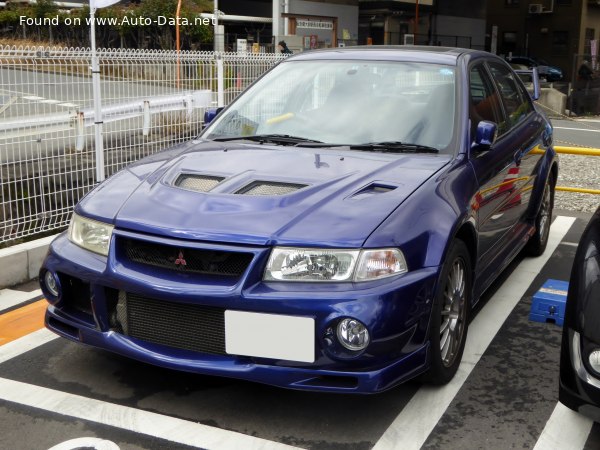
[529,279,569,326]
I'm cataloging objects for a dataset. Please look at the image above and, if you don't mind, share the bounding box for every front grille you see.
[235,181,307,196]
[123,238,253,277]
[116,292,226,355]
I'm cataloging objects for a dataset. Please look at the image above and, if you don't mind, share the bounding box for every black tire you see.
[423,240,472,385]
[525,174,554,257]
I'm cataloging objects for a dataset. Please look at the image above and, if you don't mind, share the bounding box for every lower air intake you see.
[116,291,226,355]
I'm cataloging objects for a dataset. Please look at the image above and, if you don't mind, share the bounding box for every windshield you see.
[203,60,457,152]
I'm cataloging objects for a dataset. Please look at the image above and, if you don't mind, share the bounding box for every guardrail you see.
[553,146,600,195]
[0,46,285,246]
[0,91,212,144]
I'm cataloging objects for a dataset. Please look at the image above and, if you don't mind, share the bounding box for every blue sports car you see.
[39,47,557,393]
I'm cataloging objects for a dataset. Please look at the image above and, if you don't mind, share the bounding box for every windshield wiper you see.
[349,141,440,154]
[212,134,324,146]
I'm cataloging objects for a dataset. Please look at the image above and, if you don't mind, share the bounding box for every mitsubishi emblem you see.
[174,250,187,267]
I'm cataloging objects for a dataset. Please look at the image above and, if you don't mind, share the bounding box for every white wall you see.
[289,0,359,45]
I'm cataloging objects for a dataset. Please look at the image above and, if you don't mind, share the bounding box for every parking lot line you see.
[0,377,303,450]
[372,216,576,450]
[0,328,58,365]
[533,402,593,450]
[0,288,42,313]
[0,300,46,346]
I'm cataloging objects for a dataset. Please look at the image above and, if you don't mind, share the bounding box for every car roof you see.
[285,46,487,66]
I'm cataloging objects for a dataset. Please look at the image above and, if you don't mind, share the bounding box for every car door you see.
[468,61,530,277]
[486,61,543,224]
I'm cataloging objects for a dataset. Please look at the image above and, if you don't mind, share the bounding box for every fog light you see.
[589,350,600,373]
[337,318,370,351]
[43,271,60,298]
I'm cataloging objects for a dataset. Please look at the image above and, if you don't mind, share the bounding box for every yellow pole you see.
[554,146,600,156]
[556,186,600,195]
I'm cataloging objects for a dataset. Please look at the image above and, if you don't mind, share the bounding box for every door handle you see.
[514,149,523,166]
[542,130,552,147]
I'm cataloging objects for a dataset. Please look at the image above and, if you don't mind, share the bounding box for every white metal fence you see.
[0,46,285,246]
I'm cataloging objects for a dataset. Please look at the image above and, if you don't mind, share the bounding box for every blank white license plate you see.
[225,311,315,363]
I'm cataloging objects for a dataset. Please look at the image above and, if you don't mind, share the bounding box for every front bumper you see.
[41,232,440,393]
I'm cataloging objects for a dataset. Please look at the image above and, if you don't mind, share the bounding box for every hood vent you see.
[175,174,224,192]
[351,183,397,200]
[235,181,307,196]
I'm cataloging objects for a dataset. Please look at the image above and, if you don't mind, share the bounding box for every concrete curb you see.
[0,234,59,289]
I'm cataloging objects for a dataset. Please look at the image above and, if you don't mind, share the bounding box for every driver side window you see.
[469,64,504,140]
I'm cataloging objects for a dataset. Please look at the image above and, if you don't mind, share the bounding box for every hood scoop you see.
[175,174,225,192]
[235,181,308,196]
[350,183,397,200]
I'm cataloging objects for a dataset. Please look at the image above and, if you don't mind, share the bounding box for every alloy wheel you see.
[440,258,467,367]
[538,182,551,242]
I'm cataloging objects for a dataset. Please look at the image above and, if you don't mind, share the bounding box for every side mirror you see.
[203,107,224,127]
[472,120,497,151]
[515,68,541,101]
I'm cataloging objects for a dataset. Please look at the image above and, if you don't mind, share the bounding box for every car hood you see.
[79,140,452,247]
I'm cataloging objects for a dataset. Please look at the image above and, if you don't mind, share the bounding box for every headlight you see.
[264,247,407,282]
[68,213,114,256]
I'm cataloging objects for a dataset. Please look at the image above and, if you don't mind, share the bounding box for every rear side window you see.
[487,62,534,130]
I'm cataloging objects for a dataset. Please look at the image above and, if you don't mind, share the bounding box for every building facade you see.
[220,0,359,51]
[357,0,486,50]
[486,0,600,81]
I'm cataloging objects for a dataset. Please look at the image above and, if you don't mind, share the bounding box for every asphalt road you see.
[0,67,206,165]
[552,118,600,149]
[0,67,182,118]
[0,212,598,450]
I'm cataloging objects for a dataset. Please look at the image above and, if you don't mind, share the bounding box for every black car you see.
[560,206,600,420]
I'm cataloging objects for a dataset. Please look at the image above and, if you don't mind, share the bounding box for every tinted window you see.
[469,64,504,137]
[487,62,533,130]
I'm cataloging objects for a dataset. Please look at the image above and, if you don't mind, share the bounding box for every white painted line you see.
[373,216,576,450]
[22,95,45,101]
[58,102,79,108]
[49,437,120,450]
[0,377,303,450]
[533,402,593,450]
[0,288,43,313]
[554,126,600,133]
[0,328,58,365]
[40,99,62,104]
[560,242,579,247]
